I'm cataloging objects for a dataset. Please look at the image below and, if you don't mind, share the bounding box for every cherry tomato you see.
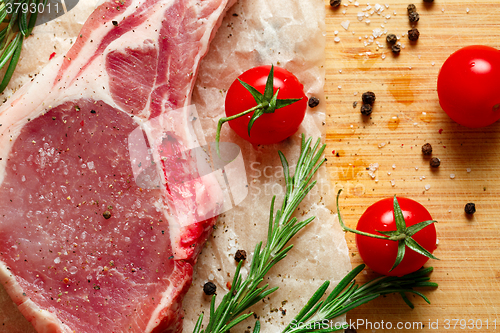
[355,197,437,276]
[225,66,307,145]
[437,45,500,128]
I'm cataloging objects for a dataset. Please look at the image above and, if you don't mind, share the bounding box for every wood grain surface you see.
[324,0,500,331]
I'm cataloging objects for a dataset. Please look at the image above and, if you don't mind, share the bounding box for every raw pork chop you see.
[0,0,235,332]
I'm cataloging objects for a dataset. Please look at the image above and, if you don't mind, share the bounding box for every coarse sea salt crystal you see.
[368,163,379,179]
[424,184,431,191]
[341,20,350,30]
[54,257,61,264]
[334,37,341,42]
[391,179,396,187]
[467,168,471,173]
[357,12,364,20]
[354,1,359,6]
[392,164,396,169]
[450,174,456,179]
[372,28,382,37]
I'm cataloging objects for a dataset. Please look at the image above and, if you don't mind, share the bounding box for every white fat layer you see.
[0,261,73,333]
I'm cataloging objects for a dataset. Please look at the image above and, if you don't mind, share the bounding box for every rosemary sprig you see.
[279,264,437,333]
[193,135,326,333]
[0,0,48,93]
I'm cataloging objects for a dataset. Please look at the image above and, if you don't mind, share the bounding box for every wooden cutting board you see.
[324,0,500,331]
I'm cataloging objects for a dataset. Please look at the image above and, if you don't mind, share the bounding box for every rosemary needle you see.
[0,0,48,93]
[193,135,326,333]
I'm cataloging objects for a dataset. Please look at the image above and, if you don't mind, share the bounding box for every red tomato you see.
[355,197,437,277]
[437,45,500,128]
[225,66,307,145]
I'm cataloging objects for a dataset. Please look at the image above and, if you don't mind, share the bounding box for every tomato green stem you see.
[336,189,439,272]
[336,189,388,240]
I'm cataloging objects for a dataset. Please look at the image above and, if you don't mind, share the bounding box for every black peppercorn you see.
[386,33,397,44]
[103,211,111,219]
[421,143,432,155]
[408,28,420,41]
[234,249,247,262]
[362,91,376,104]
[203,282,217,295]
[407,4,417,13]
[391,44,401,54]
[409,11,420,22]
[112,21,118,26]
[353,101,358,108]
[360,104,372,116]
[430,157,440,168]
[330,0,341,7]
[308,97,320,108]
[464,203,476,215]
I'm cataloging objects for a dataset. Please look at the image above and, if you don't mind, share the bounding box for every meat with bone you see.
[0,0,235,332]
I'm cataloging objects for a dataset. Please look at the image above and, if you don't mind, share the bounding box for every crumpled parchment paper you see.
[0,0,351,332]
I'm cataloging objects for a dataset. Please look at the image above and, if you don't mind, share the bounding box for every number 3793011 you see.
[443,319,497,330]
[5,2,60,15]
